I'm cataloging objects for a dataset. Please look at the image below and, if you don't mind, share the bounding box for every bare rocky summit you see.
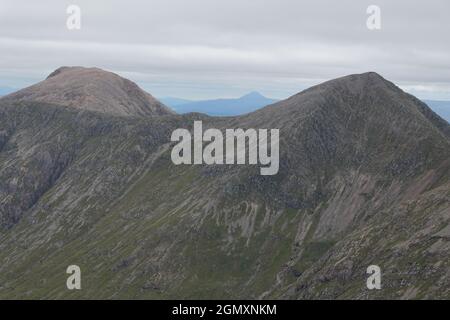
[0,70,448,299]
[1,66,173,117]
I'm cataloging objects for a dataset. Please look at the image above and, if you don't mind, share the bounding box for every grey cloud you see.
[0,0,449,99]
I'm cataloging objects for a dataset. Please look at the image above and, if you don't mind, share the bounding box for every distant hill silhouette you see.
[424,100,450,122]
[159,97,193,107]
[162,91,278,116]
[0,87,15,96]
[162,93,450,121]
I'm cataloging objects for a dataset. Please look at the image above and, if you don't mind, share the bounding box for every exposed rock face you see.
[0,70,448,299]
[1,66,173,117]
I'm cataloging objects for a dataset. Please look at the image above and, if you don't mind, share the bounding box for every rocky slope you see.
[0,69,448,299]
[0,67,173,117]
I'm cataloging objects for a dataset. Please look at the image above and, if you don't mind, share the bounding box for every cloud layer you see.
[1,0,449,99]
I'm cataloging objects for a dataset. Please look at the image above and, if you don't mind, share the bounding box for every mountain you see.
[161,94,450,122]
[0,70,449,299]
[159,97,194,107]
[171,91,278,116]
[0,66,173,117]
[424,100,450,123]
[0,87,16,96]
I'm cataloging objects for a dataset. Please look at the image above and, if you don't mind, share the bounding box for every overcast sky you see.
[1,0,449,100]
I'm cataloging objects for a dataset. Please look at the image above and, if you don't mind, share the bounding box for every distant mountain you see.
[423,100,450,122]
[0,87,16,96]
[1,66,174,117]
[170,91,278,116]
[159,97,194,107]
[165,93,450,121]
[0,69,449,299]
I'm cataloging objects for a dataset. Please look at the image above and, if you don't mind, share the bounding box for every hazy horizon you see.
[3,72,450,103]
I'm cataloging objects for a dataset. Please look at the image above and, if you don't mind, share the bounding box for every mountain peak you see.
[250,71,450,139]
[240,91,266,99]
[46,66,101,79]
[281,71,399,107]
[321,71,392,89]
[2,66,174,117]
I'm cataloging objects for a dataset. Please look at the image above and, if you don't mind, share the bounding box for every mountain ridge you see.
[0,70,449,299]
[0,66,174,117]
